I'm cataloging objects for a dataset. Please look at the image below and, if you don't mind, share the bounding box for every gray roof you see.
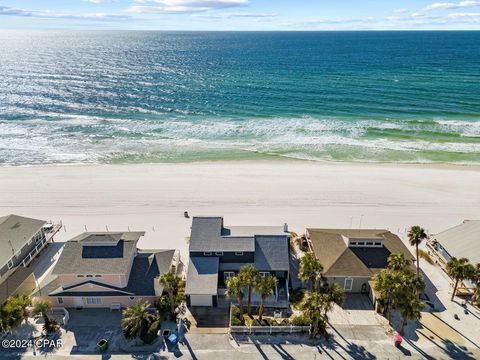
[434,220,480,264]
[185,257,219,295]
[218,236,290,272]
[0,214,46,267]
[52,232,144,275]
[48,250,176,297]
[189,217,288,253]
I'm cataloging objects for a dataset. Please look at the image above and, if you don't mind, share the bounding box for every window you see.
[85,297,102,305]
[57,297,64,305]
[95,275,102,278]
[344,278,353,291]
[350,242,357,246]
[374,242,382,246]
[86,275,93,278]
[224,272,235,282]
[357,242,365,246]
[366,242,373,246]
[7,258,14,270]
[77,275,84,278]
[259,272,270,277]
[215,252,224,256]
[203,252,212,256]
[235,252,244,256]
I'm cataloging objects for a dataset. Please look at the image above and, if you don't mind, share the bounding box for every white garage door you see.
[190,294,213,307]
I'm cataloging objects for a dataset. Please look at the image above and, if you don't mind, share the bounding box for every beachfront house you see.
[38,232,179,309]
[0,214,57,303]
[185,217,291,308]
[429,220,480,291]
[306,228,414,302]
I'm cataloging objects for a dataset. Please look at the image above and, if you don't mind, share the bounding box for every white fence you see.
[230,325,310,334]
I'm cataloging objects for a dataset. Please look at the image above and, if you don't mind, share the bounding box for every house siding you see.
[189,251,254,263]
[327,276,371,293]
[43,295,157,309]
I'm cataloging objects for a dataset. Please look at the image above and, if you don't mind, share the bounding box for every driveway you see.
[329,294,379,326]
[187,307,229,333]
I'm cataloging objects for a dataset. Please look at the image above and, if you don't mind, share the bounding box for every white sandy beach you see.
[0,161,479,259]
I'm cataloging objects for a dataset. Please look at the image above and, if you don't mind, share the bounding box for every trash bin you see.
[97,339,109,351]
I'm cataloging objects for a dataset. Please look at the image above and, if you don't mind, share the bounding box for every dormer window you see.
[203,252,212,256]
[215,252,224,256]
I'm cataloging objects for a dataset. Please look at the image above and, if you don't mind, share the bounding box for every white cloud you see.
[425,0,480,11]
[0,5,130,20]
[393,8,409,14]
[193,12,276,19]
[447,11,480,18]
[128,0,248,14]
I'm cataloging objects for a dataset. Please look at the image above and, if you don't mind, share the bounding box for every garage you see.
[189,294,213,307]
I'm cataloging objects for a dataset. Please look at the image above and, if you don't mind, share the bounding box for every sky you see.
[1,0,480,30]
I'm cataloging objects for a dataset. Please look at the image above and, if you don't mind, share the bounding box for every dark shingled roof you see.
[52,232,144,275]
[185,257,219,295]
[49,250,175,297]
[189,217,288,253]
[307,228,415,277]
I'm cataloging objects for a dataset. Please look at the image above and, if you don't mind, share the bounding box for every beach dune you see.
[0,161,479,258]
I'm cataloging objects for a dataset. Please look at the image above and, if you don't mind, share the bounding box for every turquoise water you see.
[0,31,480,165]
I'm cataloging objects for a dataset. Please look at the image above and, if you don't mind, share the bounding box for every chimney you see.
[283,223,288,233]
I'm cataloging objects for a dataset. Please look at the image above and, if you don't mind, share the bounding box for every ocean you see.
[0,30,479,165]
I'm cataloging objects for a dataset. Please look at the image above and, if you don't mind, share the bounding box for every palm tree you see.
[254,275,277,322]
[122,301,156,341]
[408,225,427,276]
[319,283,345,321]
[387,253,411,272]
[238,265,259,316]
[299,291,333,338]
[31,300,58,334]
[446,257,475,301]
[299,252,324,291]
[399,295,424,335]
[472,264,480,306]
[31,301,51,325]
[372,270,403,323]
[226,276,245,323]
[158,272,184,315]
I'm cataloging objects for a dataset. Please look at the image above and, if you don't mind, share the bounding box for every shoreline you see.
[3,158,480,171]
[1,160,479,260]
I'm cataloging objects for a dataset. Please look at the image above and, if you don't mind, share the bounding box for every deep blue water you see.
[0,31,479,165]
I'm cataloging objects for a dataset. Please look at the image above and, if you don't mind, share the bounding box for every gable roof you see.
[434,220,480,264]
[52,231,145,275]
[0,214,46,267]
[48,250,176,297]
[307,229,414,277]
[189,217,288,253]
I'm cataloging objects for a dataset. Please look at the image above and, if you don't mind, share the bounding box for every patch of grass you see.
[418,249,434,265]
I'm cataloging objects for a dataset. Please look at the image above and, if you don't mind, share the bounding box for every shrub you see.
[154,296,171,321]
[142,319,161,344]
[289,314,311,326]
[230,305,243,326]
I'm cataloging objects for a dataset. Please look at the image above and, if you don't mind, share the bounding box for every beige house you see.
[306,229,414,297]
[36,232,179,309]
